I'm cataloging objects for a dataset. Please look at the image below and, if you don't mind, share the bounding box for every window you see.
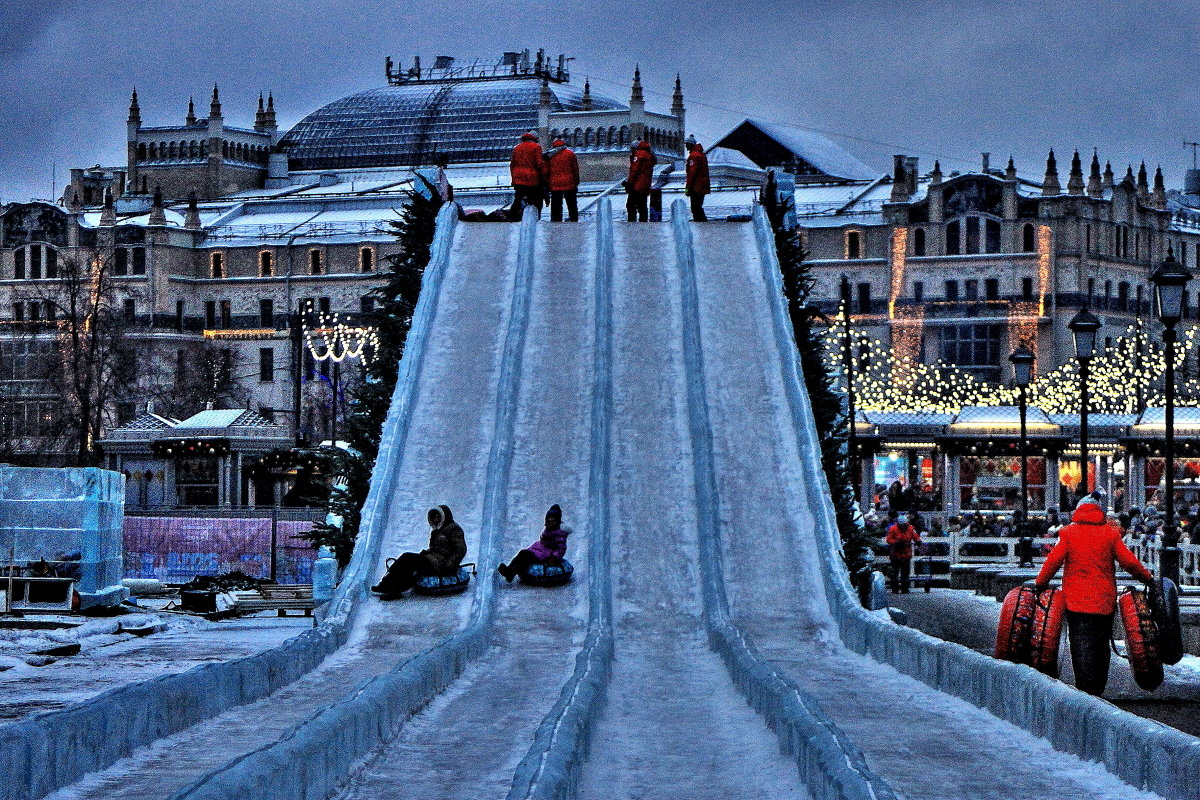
[1182,241,1189,268]
[114,248,128,275]
[985,278,999,301]
[945,280,959,301]
[360,296,375,314]
[45,248,57,278]
[12,303,23,322]
[259,299,274,328]
[946,220,961,255]
[1136,286,1144,315]
[984,219,1001,253]
[28,302,41,322]
[318,297,331,314]
[259,348,274,382]
[856,283,871,314]
[204,301,216,329]
[123,299,136,322]
[176,300,185,331]
[14,249,24,279]
[913,228,926,257]
[219,300,232,328]
[1022,277,1034,302]
[131,247,146,275]
[258,251,274,277]
[309,249,323,275]
[210,252,225,279]
[30,246,42,279]
[964,217,980,254]
[965,279,978,301]
[939,324,1002,380]
[913,281,924,303]
[1022,224,1036,253]
[1104,280,1112,309]
[43,300,54,321]
[1087,278,1095,302]
[360,247,374,272]
[845,231,861,260]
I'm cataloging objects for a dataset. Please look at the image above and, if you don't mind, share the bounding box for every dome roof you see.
[280,78,625,171]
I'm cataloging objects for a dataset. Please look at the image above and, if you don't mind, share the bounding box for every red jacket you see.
[1036,503,1154,614]
[547,146,580,191]
[510,136,546,188]
[885,523,921,560]
[686,145,711,195]
[627,141,655,195]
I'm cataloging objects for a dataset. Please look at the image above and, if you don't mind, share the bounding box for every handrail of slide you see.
[749,203,1200,800]
[506,198,617,800]
[170,209,542,800]
[673,199,901,800]
[0,203,463,800]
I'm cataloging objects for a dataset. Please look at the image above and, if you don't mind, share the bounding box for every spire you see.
[1124,164,1136,187]
[671,74,684,116]
[630,65,644,105]
[186,97,197,126]
[581,79,593,111]
[100,189,116,226]
[1067,149,1084,194]
[184,190,202,229]
[930,159,943,186]
[1087,150,1103,198]
[1153,165,1167,208]
[254,93,267,131]
[264,92,277,128]
[1041,148,1061,196]
[127,88,141,126]
[209,84,222,119]
[1137,161,1150,201]
[539,77,552,108]
[148,186,167,226]
[1103,160,1115,190]
[1005,156,1017,181]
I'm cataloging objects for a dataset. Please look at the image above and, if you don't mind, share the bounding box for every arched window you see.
[1118,281,1130,312]
[45,247,57,279]
[574,127,583,147]
[984,219,1001,253]
[1022,223,1036,253]
[200,140,208,157]
[619,126,629,146]
[360,247,374,272]
[259,250,273,277]
[190,141,199,158]
[913,227,926,256]
[946,220,961,255]
[168,141,177,159]
[584,128,593,147]
[608,126,616,146]
[845,230,861,260]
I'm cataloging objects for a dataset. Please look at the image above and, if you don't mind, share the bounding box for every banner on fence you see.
[123,516,317,584]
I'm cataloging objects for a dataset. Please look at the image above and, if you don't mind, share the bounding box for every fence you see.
[123,510,322,585]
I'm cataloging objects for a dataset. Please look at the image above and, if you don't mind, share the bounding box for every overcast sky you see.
[2,0,1199,202]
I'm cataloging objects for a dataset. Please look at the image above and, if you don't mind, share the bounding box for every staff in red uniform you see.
[509,131,547,219]
[1035,493,1155,695]
[626,140,655,222]
[546,138,580,222]
[685,139,711,222]
[885,513,922,594]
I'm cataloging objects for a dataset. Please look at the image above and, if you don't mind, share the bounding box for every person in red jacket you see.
[885,513,922,593]
[685,139,711,222]
[626,140,655,222]
[509,131,547,219]
[546,138,580,222]
[1035,494,1155,695]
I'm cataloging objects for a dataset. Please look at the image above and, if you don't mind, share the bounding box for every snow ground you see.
[575,223,811,800]
[691,221,1164,800]
[330,219,595,799]
[40,222,521,800]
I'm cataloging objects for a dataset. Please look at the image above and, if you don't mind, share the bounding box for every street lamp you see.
[840,275,858,500]
[1068,307,1101,498]
[1151,250,1193,585]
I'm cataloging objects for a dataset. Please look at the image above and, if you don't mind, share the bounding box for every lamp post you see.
[1151,250,1193,585]
[1068,307,1101,499]
[1009,344,1036,531]
[840,275,858,499]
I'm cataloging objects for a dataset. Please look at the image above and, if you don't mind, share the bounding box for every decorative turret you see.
[1137,161,1150,202]
[1067,149,1084,195]
[1122,164,1136,188]
[1087,150,1103,198]
[264,92,277,129]
[68,189,82,213]
[127,88,141,127]
[581,79,593,111]
[148,186,167,226]
[184,190,202,229]
[209,84,222,119]
[254,93,267,131]
[1152,166,1167,208]
[186,97,197,126]
[630,66,644,106]
[1103,161,1115,190]
[930,159,943,186]
[1041,149,1061,196]
[100,189,116,226]
[671,75,684,116]
[1005,156,1017,181]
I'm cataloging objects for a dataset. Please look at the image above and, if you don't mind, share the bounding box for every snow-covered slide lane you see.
[574,217,812,800]
[34,214,524,800]
[691,212,1165,800]
[329,211,601,799]
[150,213,539,800]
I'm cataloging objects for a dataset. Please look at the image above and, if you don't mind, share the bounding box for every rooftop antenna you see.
[1186,141,1200,169]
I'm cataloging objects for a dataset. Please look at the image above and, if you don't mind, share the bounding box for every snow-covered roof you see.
[176,408,277,429]
[1133,406,1200,429]
[112,412,180,431]
[950,405,1057,429]
[714,119,878,182]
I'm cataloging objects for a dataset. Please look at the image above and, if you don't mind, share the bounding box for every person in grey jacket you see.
[372,505,466,598]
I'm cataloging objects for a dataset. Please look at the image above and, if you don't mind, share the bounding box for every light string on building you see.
[302,305,380,366]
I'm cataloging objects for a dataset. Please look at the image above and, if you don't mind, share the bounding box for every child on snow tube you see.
[497,504,571,583]
[372,505,467,598]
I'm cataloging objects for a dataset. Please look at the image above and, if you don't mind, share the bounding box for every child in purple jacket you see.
[498,504,570,582]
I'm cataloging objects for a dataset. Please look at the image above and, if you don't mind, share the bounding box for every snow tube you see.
[1148,577,1183,666]
[995,585,1065,676]
[1119,586,1165,692]
[519,558,574,587]
[411,564,474,596]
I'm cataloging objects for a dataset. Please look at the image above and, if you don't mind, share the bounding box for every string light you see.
[301,301,380,366]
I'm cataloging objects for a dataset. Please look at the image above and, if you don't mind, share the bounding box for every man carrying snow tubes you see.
[1035,492,1155,695]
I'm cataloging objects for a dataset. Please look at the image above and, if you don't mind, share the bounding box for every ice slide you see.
[13,199,1191,800]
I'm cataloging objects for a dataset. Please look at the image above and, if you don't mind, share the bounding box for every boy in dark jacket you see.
[373,505,467,598]
[498,505,571,582]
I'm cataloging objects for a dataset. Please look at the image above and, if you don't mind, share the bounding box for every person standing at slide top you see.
[545,138,580,222]
[625,140,655,222]
[509,131,547,219]
[685,136,710,222]
[1035,492,1155,695]
[372,505,467,598]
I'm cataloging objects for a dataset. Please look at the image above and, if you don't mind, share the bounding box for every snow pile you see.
[751,205,1200,799]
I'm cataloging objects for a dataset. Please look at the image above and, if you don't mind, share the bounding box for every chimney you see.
[184,190,202,229]
[1005,156,1017,181]
[148,186,167,226]
[100,189,116,226]
[581,79,593,111]
[905,156,919,195]
[930,159,943,186]
[981,152,991,173]
[890,155,908,202]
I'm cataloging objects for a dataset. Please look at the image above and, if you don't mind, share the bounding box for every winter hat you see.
[546,504,562,521]
[521,131,538,142]
[686,134,697,146]
[553,138,566,147]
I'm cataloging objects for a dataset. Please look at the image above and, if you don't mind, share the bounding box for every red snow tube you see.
[1119,587,1165,691]
[995,586,1065,677]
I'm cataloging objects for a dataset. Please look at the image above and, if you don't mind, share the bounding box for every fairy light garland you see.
[301,302,380,366]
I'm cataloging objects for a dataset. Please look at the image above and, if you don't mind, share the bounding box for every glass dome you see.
[279,78,625,171]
